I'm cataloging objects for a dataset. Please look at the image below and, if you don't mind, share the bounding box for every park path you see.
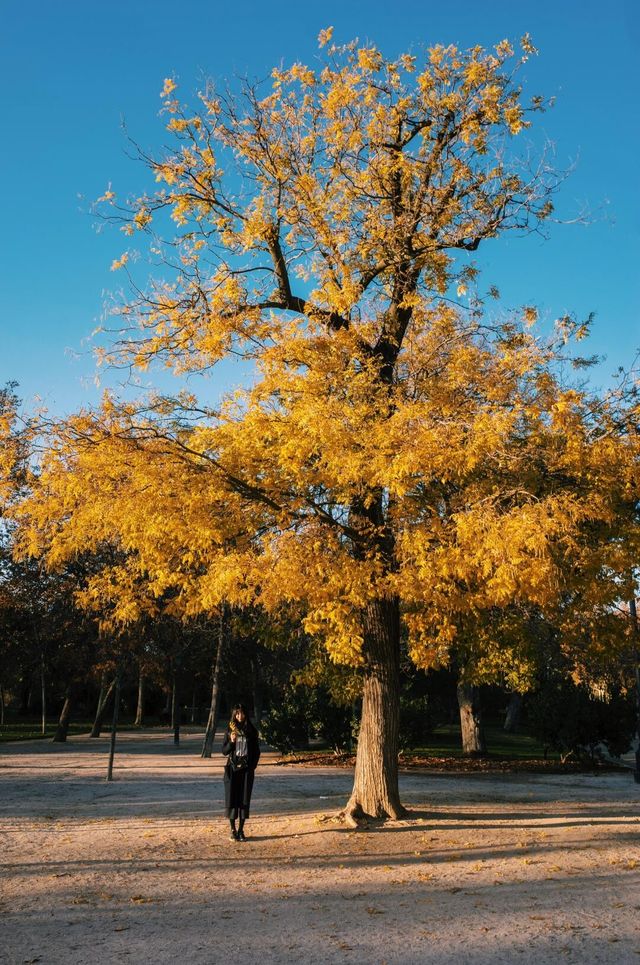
[1,731,640,964]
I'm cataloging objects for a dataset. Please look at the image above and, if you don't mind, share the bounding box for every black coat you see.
[222,726,260,818]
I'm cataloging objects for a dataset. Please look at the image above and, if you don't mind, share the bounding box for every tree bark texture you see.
[134,671,145,726]
[457,682,487,755]
[201,611,226,758]
[53,689,72,743]
[344,596,405,825]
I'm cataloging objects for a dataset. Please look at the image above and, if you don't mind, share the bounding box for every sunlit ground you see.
[1,732,639,964]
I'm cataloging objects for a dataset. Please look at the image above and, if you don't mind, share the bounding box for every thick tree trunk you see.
[457,682,487,756]
[134,671,145,727]
[344,596,405,825]
[91,675,115,738]
[503,692,522,733]
[201,611,226,758]
[53,688,72,743]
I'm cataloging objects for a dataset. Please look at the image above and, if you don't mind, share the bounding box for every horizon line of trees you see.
[1,516,637,770]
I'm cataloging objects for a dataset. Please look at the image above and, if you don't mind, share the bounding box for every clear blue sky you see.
[1,0,638,414]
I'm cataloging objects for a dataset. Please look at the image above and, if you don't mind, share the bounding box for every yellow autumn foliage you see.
[8,35,639,692]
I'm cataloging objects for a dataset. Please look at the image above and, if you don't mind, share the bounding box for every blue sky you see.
[1,0,638,414]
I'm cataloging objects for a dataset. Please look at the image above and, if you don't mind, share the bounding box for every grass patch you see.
[409,723,555,760]
[0,718,150,743]
[281,722,627,773]
[0,722,92,743]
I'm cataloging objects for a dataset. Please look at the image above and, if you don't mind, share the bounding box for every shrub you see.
[261,685,356,754]
[399,696,433,752]
[529,678,635,764]
[260,688,312,753]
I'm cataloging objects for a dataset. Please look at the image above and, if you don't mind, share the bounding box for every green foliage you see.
[260,684,355,753]
[260,687,314,752]
[399,696,434,752]
[316,698,354,753]
[528,679,636,763]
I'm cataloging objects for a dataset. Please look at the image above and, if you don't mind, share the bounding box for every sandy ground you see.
[1,731,640,965]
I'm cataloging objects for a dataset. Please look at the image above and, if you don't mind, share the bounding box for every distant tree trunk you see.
[201,609,226,758]
[160,689,171,722]
[503,692,522,733]
[190,685,197,725]
[171,673,180,746]
[457,682,487,756]
[251,654,263,731]
[92,673,107,734]
[18,678,30,715]
[53,687,73,743]
[134,671,145,726]
[344,596,405,825]
[40,653,46,736]
[106,667,122,782]
[91,674,115,738]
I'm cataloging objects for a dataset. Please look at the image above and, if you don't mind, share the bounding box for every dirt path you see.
[1,731,639,964]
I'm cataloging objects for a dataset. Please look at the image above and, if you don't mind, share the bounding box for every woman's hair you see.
[229,703,255,733]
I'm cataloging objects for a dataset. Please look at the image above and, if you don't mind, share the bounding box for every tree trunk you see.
[503,692,522,733]
[160,689,171,723]
[190,685,197,725]
[171,673,180,746]
[53,688,73,743]
[91,674,115,738]
[344,596,405,825]
[18,678,28,715]
[106,667,121,782]
[134,671,145,727]
[251,654,263,732]
[201,611,226,758]
[40,653,46,736]
[93,673,107,725]
[457,682,487,756]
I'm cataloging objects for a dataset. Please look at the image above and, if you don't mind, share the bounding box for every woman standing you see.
[222,703,260,841]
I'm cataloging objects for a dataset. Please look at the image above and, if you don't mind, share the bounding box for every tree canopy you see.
[6,32,639,820]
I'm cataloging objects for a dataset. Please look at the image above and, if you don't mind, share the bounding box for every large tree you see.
[11,34,640,822]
